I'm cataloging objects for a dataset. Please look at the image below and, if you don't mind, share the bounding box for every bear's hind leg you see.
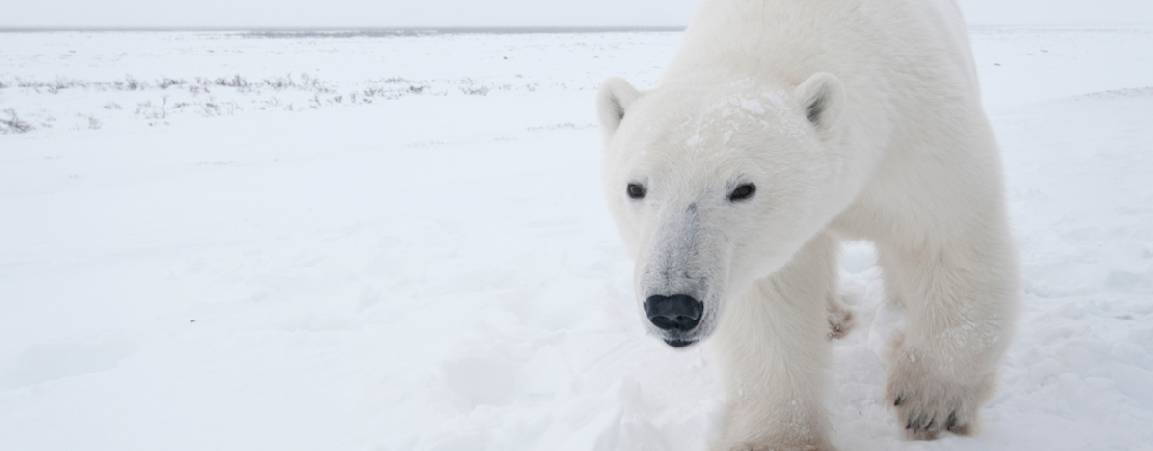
[826,293,855,340]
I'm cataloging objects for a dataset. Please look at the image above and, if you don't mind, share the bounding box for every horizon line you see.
[2,22,1151,34]
[0,25,688,33]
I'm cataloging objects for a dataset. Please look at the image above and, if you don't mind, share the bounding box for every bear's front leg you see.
[708,235,837,451]
[879,235,1018,440]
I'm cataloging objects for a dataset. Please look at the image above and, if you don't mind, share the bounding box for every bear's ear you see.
[793,72,844,134]
[597,78,641,137]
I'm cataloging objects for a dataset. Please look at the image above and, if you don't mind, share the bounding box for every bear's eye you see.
[626,183,647,200]
[728,183,756,202]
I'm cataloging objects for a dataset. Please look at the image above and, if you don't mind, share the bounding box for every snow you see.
[3,25,1153,451]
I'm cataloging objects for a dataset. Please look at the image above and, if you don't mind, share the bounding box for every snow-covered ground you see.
[2,26,1153,451]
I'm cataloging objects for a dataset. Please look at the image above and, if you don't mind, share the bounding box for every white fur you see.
[596,0,1019,449]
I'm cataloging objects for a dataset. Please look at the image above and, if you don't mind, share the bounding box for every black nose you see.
[644,294,703,331]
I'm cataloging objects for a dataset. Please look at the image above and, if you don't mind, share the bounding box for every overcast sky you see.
[3,0,1152,28]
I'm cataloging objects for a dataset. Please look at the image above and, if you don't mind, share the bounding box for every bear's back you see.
[664,0,978,95]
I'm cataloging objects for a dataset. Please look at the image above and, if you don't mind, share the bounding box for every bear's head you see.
[597,74,845,348]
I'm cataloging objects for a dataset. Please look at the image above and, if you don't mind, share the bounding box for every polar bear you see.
[596,0,1019,449]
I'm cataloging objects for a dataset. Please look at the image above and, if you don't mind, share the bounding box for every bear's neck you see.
[664,0,869,87]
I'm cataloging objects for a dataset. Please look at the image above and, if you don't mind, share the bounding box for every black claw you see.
[907,413,924,431]
[925,418,936,431]
[894,396,903,407]
[906,418,914,430]
[945,411,958,431]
